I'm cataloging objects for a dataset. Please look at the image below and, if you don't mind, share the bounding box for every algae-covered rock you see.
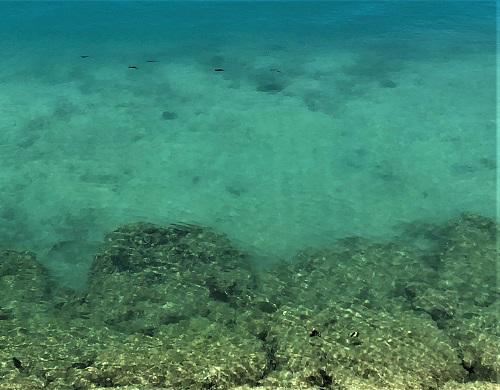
[442,382,500,390]
[0,310,113,390]
[0,214,498,389]
[66,322,267,389]
[0,311,267,390]
[0,250,55,389]
[89,222,249,277]
[437,214,497,308]
[251,238,439,386]
[408,214,499,381]
[86,222,256,333]
[251,214,499,388]
[257,290,466,389]
[0,250,51,306]
[266,237,438,312]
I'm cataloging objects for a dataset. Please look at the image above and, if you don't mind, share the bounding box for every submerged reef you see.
[0,214,498,389]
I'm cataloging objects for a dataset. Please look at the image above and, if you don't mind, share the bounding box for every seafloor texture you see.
[0,213,498,389]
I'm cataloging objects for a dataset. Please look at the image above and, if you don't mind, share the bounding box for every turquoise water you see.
[0,2,498,389]
[0,1,496,288]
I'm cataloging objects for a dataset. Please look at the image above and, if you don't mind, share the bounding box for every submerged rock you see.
[0,250,52,320]
[86,222,256,333]
[0,214,497,389]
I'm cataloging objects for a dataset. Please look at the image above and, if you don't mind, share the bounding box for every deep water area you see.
[0,1,497,389]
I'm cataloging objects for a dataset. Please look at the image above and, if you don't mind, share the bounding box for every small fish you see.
[146,60,158,63]
[12,357,23,371]
[309,328,321,337]
[348,331,359,338]
[80,55,89,58]
[128,65,138,69]
[270,68,281,73]
[214,68,224,72]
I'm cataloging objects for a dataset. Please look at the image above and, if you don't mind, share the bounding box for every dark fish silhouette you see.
[146,60,158,63]
[80,55,89,58]
[128,66,138,69]
[214,68,224,72]
[12,357,23,371]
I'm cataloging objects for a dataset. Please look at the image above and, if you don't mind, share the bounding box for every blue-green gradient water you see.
[0,1,496,287]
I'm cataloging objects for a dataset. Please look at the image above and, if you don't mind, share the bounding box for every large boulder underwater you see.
[0,213,498,389]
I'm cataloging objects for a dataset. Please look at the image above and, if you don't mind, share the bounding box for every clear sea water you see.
[0,1,496,288]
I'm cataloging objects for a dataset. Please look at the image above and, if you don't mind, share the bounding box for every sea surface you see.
[0,1,495,286]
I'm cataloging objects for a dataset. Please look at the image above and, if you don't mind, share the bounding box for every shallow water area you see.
[0,1,497,389]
